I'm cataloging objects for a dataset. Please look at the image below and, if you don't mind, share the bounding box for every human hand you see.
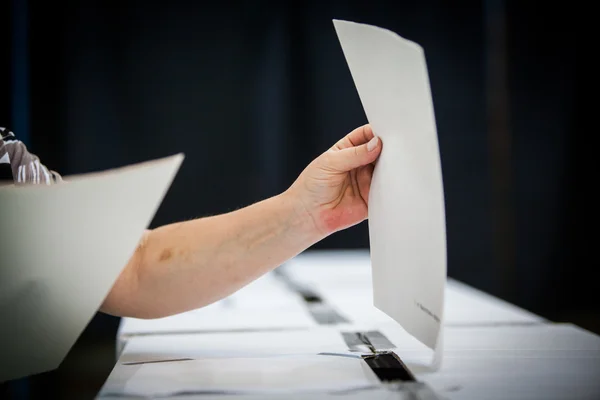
[287,124,382,237]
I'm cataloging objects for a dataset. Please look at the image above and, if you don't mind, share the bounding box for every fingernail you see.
[367,136,379,152]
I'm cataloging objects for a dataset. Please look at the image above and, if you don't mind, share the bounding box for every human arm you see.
[101,125,382,318]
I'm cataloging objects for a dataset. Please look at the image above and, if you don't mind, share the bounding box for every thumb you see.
[327,136,381,172]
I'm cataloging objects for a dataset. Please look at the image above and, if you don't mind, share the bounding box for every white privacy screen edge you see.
[0,153,184,381]
[333,19,446,370]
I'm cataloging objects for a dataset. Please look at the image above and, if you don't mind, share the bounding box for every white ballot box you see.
[115,250,544,356]
[283,250,545,326]
[99,324,600,399]
[116,249,544,355]
[100,326,432,398]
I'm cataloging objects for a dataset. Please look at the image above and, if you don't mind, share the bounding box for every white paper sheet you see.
[115,355,379,397]
[334,20,446,367]
[0,154,183,381]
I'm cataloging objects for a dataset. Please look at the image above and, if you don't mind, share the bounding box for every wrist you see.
[279,189,327,245]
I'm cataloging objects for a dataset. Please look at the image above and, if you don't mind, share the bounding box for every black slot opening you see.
[364,352,415,382]
[299,291,322,303]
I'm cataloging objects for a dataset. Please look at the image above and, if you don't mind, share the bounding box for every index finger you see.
[332,124,375,150]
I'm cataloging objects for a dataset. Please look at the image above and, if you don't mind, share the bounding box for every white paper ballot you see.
[334,20,446,365]
[0,154,183,382]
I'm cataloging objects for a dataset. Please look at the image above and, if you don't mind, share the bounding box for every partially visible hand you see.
[287,124,382,237]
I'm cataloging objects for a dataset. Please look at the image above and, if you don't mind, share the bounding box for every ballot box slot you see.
[342,330,396,352]
[342,330,415,383]
[363,352,415,382]
[273,268,350,324]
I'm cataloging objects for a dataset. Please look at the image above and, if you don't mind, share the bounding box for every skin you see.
[100,124,382,319]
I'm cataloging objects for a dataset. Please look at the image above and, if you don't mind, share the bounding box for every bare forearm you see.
[101,190,323,318]
[102,124,382,318]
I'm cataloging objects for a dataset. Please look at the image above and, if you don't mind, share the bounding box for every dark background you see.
[1,0,591,398]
